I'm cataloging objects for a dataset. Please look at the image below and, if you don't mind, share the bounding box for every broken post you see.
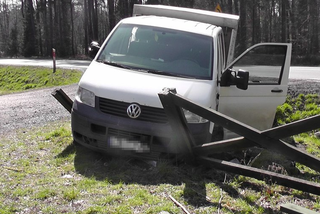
[51,88,73,113]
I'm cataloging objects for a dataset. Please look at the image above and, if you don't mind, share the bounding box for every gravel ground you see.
[0,80,319,136]
[0,84,77,135]
[288,79,320,97]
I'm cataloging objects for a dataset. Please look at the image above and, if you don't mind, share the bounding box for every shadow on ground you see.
[56,142,318,213]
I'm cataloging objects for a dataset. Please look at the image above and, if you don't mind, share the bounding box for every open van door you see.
[218,43,292,133]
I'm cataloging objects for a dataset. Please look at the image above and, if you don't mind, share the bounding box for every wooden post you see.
[168,92,320,172]
[52,48,56,73]
[51,88,73,113]
[198,156,320,196]
[280,203,320,214]
[158,88,195,159]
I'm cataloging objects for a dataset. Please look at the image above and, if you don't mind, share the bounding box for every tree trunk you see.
[309,0,319,54]
[23,0,37,56]
[252,0,261,45]
[119,0,129,18]
[108,0,115,32]
[93,0,99,41]
[238,0,247,53]
[48,0,53,55]
[70,0,75,56]
[251,0,256,45]
[84,0,88,54]
[227,0,233,14]
[88,0,93,41]
[281,0,287,43]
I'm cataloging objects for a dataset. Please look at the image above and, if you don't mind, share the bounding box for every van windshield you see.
[97,24,213,80]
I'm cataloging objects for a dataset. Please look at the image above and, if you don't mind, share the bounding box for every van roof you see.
[133,4,239,30]
[121,16,217,36]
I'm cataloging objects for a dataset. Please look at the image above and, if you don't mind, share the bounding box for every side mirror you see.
[236,69,249,90]
[89,41,100,59]
[220,69,249,90]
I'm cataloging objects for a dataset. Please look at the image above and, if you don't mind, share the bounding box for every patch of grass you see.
[294,135,320,156]
[35,188,57,200]
[314,199,320,209]
[63,188,80,201]
[0,66,82,95]
[276,93,320,125]
[275,94,320,155]
[1,121,320,213]
[271,93,320,180]
[12,186,33,197]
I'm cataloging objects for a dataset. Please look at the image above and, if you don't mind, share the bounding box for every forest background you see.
[0,0,319,65]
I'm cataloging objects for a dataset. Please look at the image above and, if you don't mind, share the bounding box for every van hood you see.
[79,61,214,108]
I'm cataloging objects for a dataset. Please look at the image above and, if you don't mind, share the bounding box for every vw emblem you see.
[127,103,141,119]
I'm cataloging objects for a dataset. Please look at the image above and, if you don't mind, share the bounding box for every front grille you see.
[98,97,168,123]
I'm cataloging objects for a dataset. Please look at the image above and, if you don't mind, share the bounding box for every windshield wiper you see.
[97,61,193,78]
[146,69,192,78]
[96,59,131,69]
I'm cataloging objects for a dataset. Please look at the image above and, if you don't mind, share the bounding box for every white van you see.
[71,5,291,158]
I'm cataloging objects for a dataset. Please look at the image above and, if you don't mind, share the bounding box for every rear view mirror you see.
[220,68,249,90]
[89,41,100,59]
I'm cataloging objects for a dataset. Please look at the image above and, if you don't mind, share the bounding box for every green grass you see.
[0,65,82,95]
[0,121,320,213]
[275,93,320,126]
[272,93,320,178]
[275,94,320,155]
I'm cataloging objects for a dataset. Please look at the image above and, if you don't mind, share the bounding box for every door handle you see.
[271,89,283,93]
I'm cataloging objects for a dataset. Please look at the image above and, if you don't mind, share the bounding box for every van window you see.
[232,45,287,85]
[97,24,213,80]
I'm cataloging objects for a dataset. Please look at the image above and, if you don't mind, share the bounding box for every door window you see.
[232,45,287,85]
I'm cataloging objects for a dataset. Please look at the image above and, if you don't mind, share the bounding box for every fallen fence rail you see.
[52,88,320,196]
[51,88,73,113]
[280,203,320,214]
[158,87,320,195]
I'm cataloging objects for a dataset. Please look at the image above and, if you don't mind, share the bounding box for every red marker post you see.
[52,48,56,73]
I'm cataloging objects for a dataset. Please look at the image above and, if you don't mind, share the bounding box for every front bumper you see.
[71,100,210,159]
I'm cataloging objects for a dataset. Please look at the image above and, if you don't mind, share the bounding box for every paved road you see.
[0,59,90,72]
[288,66,320,80]
[0,59,319,80]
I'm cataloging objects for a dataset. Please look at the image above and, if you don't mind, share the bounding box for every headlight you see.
[76,87,95,107]
[183,109,208,123]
